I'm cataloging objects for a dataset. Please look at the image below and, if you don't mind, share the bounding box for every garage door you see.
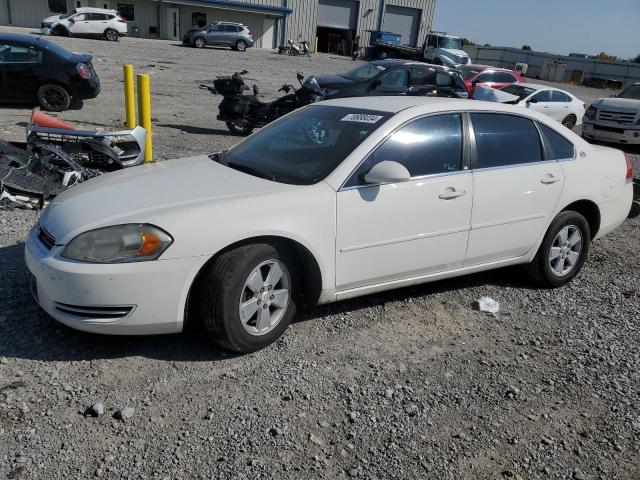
[317,0,358,30]
[383,5,421,46]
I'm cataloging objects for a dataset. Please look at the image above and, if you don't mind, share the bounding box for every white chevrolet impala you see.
[26,98,634,353]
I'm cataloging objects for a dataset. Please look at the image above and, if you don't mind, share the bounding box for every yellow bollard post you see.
[137,73,153,162]
[123,64,136,129]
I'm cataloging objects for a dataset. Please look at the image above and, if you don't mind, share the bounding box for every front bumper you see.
[25,228,207,335]
[582,121,640,145]
[41,27,51,35]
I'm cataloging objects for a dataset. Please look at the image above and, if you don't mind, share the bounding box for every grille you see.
[597,110,637,124]
[37,226,56,250]
[593,124,625,134]
[54,303,134,319]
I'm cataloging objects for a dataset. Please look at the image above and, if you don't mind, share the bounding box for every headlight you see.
[62,224,173,263]
[321,88,338,97]
[585,106,597,120]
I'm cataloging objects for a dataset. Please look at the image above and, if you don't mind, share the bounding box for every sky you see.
[433,0,640,59]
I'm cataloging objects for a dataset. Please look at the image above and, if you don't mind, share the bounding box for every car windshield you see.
[341,64,385,81]
[458,66,483,80]
[218,106,392,185]
[618,84,640,100]
[501,84,538,100]
[438,37,462,50]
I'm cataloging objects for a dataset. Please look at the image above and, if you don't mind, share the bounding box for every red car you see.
[457,64,524,97]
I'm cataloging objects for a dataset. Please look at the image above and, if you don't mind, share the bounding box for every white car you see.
[582,82,640,145]
[473,83,586,129]
[25,98,633,353]
[41,7,127,42]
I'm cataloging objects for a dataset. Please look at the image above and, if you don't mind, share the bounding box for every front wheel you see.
[235,40,247,52]
[524,211,591,288]
[104,28,119,41]
[198,244,298,353]
[37,84,71,111]
[226,121,254,136]
[194,36,206,48]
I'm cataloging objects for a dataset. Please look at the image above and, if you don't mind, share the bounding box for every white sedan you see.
[25,98,633,353]
[473,83,586,129]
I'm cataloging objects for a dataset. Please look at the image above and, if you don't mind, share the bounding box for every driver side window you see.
[379,69,408,87]
[345,114,463,187]
[531,90,551,102]
[0,43,42,64]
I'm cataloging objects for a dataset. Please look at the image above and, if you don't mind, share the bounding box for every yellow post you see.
[123,64,136,129]
[314,36,318,53]
[137,73,153,162]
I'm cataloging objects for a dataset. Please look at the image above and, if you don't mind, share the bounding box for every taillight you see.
[247,30,252,37]
[117,16,127,23]
[76,63,91,79]
[625,153,633,183]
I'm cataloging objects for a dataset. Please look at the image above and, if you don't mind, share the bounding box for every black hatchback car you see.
[0,33,100,111]
[304,59,469,100]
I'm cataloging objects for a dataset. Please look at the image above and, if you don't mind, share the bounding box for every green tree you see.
[461,38,476,46]
[522,45,532,51]
[596,52,618,61]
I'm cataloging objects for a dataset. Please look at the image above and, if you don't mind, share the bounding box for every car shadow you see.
[0,241,535,364]
[157,123,231,136]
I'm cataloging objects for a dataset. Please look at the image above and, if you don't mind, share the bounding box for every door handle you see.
[541,174,561,184]
[439,187,466,199]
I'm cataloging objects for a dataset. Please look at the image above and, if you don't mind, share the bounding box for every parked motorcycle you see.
[278,38,311,57]
[200,70,317,135]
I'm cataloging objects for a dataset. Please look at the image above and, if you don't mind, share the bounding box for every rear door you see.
[526,90,553,117]
[0,42,43,101]
[86,13,109,35]
[466,113,565,265]
[549,90,573,121]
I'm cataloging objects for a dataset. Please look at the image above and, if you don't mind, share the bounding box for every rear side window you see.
[471,113,542,168]
[88,13,108,20]
[540,124,575,159]
[493,72,517,83]
[551,90,571,102]
[379,69,408,87]
[346,114,463,186]
[223,25,239,32]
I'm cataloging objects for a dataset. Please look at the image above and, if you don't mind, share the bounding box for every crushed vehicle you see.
[0,111,146,209]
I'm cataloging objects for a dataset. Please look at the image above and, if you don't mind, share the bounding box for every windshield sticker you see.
[376,66,386,71]
[341,114,384,124]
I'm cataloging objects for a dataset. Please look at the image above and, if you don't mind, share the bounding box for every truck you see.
[370,31,471,66]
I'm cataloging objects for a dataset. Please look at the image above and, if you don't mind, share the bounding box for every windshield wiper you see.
[225,161,275,181]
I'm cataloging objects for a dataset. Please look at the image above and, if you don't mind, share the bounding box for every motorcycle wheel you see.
[226,122,254,136]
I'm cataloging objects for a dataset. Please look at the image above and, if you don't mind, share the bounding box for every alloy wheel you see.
[562,115,577,129]
[237,41,247,52]
[105,29,118,41]
[41,86,67,110]
[549,225,583,276]
[195,37,205,48]
[238,259,291,336]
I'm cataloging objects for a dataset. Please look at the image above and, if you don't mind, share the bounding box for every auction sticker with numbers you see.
[341,114,384,124]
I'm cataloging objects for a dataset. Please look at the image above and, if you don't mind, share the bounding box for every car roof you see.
[317,96,536,114]
[368,59,451,71]
[520,83,572,94]
[74,7,117,13]
[213,21,244,25]
[461,64,514,73]
[0,33,48,45]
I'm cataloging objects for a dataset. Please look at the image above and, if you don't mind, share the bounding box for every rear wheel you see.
[198,243,298,353]
[235,40,247,52]
[37,84,71,112]
[524,211,590,288]
[561,114,577,129]
[226,121,253,136]
[104,28,119,41]
[194,36,206,48]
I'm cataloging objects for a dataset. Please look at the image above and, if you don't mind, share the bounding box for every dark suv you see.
[303,60,469,100]
[183,22,254,51]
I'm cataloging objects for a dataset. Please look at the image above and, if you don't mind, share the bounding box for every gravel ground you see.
[1,28,640,480]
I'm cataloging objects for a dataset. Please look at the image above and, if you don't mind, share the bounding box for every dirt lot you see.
[1,28,639,480]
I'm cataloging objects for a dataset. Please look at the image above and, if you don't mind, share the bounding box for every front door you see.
[68,13,93,35]
[166,8,180,41]
[0,42,43,101]
[465,113,564,265]
[369,68,409,96]
[206,24,225,45]
[525,90,554,118]
[336,113,472,291]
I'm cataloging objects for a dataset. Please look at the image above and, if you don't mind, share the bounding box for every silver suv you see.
[183,22,254,52]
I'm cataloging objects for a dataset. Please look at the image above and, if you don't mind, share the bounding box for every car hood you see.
[592,97,640,111]
[473,85,520,102]
[313,75,357,88]
[42,14,64,23]
[438,48,469,64]
[40,155,295,244]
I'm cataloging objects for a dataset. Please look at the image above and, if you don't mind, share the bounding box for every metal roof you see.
[158,0,293,15]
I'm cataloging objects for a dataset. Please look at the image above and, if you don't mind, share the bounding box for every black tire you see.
[561,114,577,129]
[52,26,69,37]
[198,243,299,353]
[104,28,119,42]
[235,40,247,52]
[37,84,71,112]
[194,36,206,48]
[524,211,591,288]
[226,121,253,136]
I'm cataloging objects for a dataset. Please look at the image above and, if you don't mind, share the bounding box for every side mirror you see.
[528,97,538,104]
[364,161,410,185]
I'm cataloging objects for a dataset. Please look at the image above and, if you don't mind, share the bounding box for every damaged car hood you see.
[591,97,640,111]
[40,155,298,244]
[472,85,520,102]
